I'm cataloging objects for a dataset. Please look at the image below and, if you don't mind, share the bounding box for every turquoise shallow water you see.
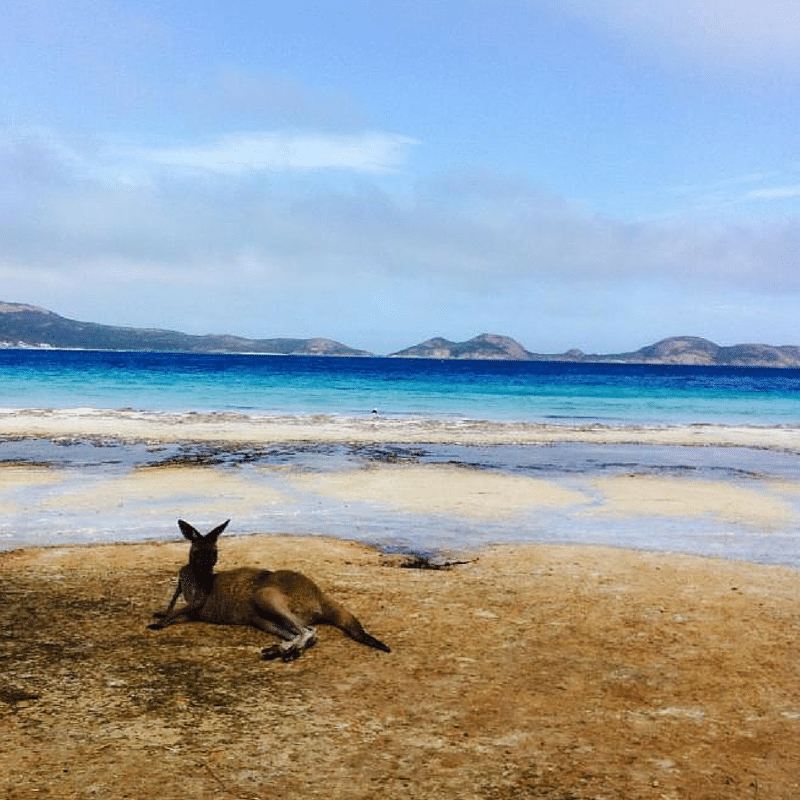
[2,348,800,424]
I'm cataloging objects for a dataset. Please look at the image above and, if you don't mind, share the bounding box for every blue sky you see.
[3,0,800,353]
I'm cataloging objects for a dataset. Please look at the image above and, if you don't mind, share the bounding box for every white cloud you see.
[3,131,799,295]
[662,168,800,215]
[3,129,800,350]
[115,131,419,176]
[743,185,800,201]
[551,0,800,73]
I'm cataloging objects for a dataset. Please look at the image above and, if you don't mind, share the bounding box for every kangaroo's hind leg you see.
[255,588,318,662]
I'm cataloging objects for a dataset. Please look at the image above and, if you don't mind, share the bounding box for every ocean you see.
[2,349,800,564]
[2,348,800,424]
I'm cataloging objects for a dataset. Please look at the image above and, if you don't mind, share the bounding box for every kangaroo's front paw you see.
[147,622,165,630]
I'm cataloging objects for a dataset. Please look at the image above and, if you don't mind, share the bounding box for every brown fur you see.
[149,520,390,661]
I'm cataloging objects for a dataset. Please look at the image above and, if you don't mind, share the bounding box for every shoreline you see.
[6,528,800,574]
[2,407,800,451]
[2,409,800,565]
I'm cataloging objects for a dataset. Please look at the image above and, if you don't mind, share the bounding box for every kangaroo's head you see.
[178,519,229,574]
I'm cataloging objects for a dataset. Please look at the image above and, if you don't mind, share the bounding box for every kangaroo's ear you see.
[178,519,201,541]
[207,519,230,541]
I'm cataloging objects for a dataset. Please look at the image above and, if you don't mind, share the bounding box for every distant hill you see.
[610,336,800,367]
[0,302,371,356]
[391,333,800,368]
[390,333,536,360]
[3,303,799,367]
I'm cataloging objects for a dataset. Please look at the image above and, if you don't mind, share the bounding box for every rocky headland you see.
[3,302,800,367]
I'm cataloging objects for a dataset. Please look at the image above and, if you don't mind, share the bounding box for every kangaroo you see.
[149,520,391,662]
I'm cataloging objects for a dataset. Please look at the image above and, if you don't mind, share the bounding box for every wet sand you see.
[2,444,800,564]
[2,457,798,526]
[3,409,800,561]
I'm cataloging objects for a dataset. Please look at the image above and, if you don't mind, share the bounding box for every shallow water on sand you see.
[2,437,799,568]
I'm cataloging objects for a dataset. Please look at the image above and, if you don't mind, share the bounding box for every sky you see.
[3,0,800,354]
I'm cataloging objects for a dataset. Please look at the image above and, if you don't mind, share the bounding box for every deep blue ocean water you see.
[2,348,800,425]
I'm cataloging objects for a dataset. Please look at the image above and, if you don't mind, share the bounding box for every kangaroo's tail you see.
[327,602,391,653]
[349,627,391,653]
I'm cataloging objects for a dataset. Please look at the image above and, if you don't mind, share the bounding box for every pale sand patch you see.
[41,465,290,518]
[0,465,61,514]
[0,464,61,487]
[590,475,797,527]
[768,478,800,496]
[289,463,589,519]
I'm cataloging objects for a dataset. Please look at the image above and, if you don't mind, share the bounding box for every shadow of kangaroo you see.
[149,519,391,662]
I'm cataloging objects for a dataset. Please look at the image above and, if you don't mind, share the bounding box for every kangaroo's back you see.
[196,567,276,624]
[199,568,343,626]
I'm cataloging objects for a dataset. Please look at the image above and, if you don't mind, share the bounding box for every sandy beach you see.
[2,535,799,800]
[1,412,800,797]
